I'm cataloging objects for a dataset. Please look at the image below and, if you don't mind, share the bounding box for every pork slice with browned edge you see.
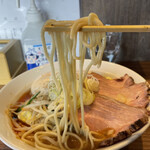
[80,95,148,146]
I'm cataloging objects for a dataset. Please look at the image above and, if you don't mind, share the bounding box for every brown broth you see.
[9,91,32,137]
[18,90,32,103]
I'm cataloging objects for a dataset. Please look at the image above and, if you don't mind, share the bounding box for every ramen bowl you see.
[0,60,149,150]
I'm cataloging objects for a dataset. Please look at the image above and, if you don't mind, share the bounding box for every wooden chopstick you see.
[44,25,150,32]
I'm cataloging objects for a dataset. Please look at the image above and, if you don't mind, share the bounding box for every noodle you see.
[8,13,116,150]
[41,12,106,149]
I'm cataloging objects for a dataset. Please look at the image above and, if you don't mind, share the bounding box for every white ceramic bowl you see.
[0,60,149,150]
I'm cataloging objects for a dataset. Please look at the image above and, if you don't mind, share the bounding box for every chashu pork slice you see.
[91,73,149,108]
[80,95,148,136]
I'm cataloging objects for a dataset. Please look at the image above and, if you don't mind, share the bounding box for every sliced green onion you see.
[15,91,40,112]
[27,91,40,105]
